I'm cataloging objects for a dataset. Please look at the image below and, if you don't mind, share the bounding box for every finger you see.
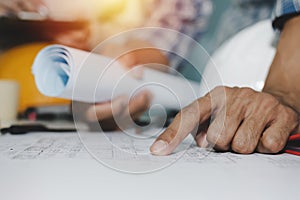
[85,96,127,122]
[196,133,209,148]
[206,107,244,152]
[194,118,210,148]
[118,53,139,68]
[231,95,277,154]
[112,90,152,131]
[97,118,119,132]
[231,115,268,154]
[257,124,291,154]
[118,50,169,73]
[116,53,145,79]
[0,1,19,13]
[257,108,298,154]
[129,67,145,80]
[150,96,212,156]
[20,1,36,11]
[124,90,152,119]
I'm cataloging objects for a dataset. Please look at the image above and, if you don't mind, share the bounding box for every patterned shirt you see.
[273,0,300,30]
[144,0,213,68]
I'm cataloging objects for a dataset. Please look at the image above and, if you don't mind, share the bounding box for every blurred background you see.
[0,0,273,123]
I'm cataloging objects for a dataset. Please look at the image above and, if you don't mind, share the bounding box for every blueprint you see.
[1,129,300,170]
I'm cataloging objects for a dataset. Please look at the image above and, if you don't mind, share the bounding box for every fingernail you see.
[151,140,168,154]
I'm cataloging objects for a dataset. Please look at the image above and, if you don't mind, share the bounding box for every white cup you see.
[0,80,20,126]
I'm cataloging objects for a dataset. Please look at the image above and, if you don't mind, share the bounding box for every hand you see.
[54,29,91,51]
[150,87,299,155]
[101,39,169,73]
[85,39,169,131]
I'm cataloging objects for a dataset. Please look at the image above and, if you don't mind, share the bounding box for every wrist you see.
[263,15,300,115]
[263,87,300,114]
[263,89,300,134]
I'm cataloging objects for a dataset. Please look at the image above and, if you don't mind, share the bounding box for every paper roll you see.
[32,45,200,110]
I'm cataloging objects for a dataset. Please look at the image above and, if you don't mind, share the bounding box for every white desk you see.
[0,131,300,200]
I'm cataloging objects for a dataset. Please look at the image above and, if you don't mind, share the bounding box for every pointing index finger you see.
[150,95,212,156]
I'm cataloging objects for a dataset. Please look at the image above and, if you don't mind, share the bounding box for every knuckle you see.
[225,100,245,119]
[181,103,200,119]
[209,86,228,97]
[281,107,298,123]
[225,109,236,119]
[261,93,279,107]
[213,86,226,93]
[208,86,227,106]
[280,109,291,122]
[238,87,255,97]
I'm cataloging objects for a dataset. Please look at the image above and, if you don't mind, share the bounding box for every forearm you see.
[263,16,300,114]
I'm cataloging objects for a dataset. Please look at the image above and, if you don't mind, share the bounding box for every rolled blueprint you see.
[32,45,200,109]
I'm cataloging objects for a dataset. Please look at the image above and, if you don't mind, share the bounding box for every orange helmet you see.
[0,42,70,112]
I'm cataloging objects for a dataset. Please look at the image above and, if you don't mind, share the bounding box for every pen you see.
[0,124,76,135]
[285,134,300,156]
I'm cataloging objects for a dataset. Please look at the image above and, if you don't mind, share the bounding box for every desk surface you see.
[1,131,300,200]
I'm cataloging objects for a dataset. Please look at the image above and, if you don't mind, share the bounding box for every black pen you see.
[1,124,76,135]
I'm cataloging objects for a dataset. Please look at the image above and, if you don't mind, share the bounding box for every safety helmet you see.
[0,42,70,112]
